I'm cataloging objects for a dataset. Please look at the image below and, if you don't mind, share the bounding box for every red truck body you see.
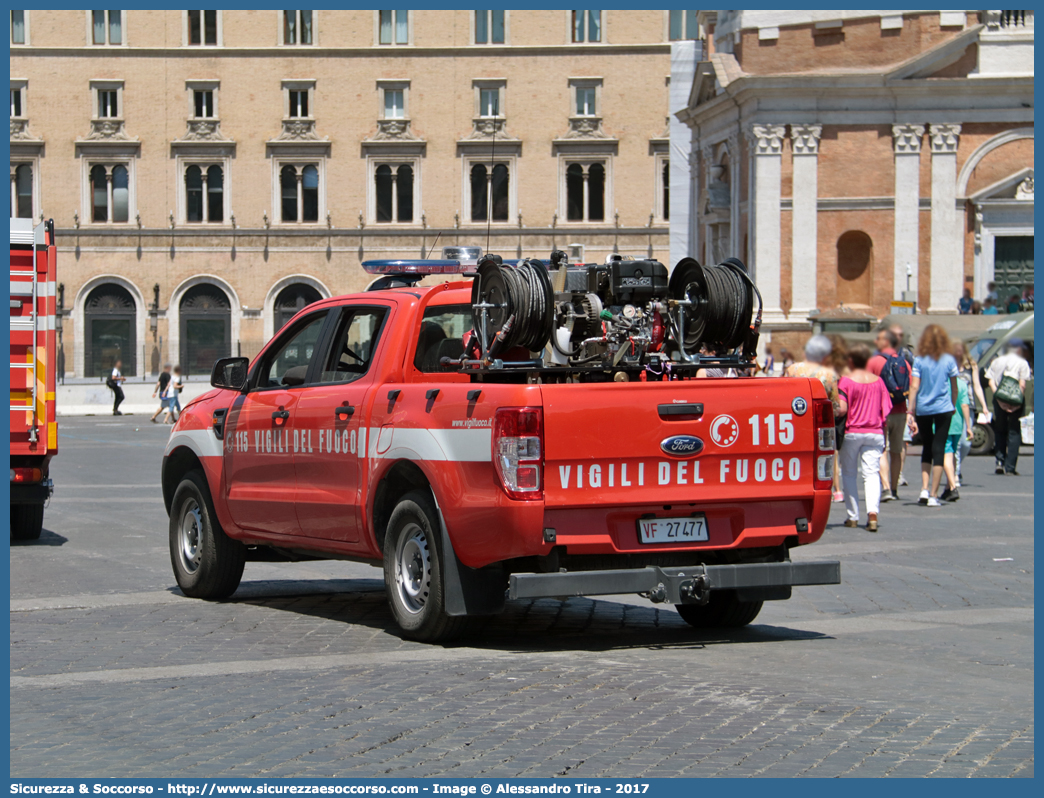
[9,219,57,541]
[163,280,840,639]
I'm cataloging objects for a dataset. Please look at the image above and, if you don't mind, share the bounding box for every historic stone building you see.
[671,9,1034,348]
[10,9,698,378]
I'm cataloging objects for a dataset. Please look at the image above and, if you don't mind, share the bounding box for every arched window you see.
[84,283,137,378]
[566,163,584,222]
[836,231,874,307]
[396,164,413,222]
[281,165,298,222]
[274,282,323,332]
[14,164,33,219]
[302,165,319,222]
[206,165,223,222]
[588,163,605,222]
[375,164,393,223]
[490,163,509,221]
[185,165,203,221]
[470,164,488,222]
[91,165,108,222]
[179,283,231,377]
[111,165,128,223]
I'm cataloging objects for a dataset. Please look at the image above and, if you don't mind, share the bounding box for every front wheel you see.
[169,469,245,599]
[10,504,43,541]
[383,490,468,642]
[676,590,763,628]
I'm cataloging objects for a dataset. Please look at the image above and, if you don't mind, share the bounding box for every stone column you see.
[892,124,924,303]
[685,146,699,261]
[928,123,961,313]
[727,132,741,257]
[700,143,714,265]
[790,124,821,319]
[748,123,785,321]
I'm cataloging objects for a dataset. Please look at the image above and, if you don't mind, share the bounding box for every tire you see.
[10,504,43,541]
[169,469,245,599]
[383,490,468,642]
[969,422,995,456]
[676,590,763,628]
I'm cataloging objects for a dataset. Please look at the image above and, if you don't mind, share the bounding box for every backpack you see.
[880,353,911,407]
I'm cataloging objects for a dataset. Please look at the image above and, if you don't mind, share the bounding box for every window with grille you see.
[185,164,224,223]
[89,164,130,223]
[572,10,601,42]
[374,163,414,223]
[11,10,25,45]
[378,10,409,45]
[187,10,218,45]
[668,10,697,40]
[92,10,122,45]
[283,10,313,44]
[11,163,33,219]
[475,10,504,44]
[279,164,320,223]
[565,162,606,223]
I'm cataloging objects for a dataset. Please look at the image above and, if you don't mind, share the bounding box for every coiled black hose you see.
[669,257,759,352]
[472,256,553,354]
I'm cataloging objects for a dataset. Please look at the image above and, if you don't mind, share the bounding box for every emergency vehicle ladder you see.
[10,218,42,440]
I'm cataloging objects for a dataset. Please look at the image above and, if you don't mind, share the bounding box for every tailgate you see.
[540,377,822,509]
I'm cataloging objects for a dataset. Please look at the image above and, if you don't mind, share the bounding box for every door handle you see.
[272,410,290,427]
[658,403,704,419]
[335,404,355,421]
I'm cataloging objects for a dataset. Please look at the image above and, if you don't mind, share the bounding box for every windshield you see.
[414,304,471,372]
[968,338,995,364]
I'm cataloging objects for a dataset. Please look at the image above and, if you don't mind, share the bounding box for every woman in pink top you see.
[837,344,893,532]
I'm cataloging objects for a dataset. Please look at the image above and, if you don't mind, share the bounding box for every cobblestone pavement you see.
[10,418,1034,777]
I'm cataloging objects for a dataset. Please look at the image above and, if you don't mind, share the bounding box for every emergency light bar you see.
[362,259,471,276]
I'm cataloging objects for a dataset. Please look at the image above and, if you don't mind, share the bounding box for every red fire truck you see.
[10,218,57,541]
[162,255,841,641]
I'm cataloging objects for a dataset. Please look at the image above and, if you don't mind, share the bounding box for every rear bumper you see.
[508,560,840,604]
[10,479,52,506]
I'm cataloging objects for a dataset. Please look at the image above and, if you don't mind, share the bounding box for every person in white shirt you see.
[986,339,1032,475]
[107,359,126,416]
[169,365,184,421]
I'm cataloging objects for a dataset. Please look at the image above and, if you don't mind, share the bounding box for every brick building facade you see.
[10,9,696,378]
[671,9,1034,350]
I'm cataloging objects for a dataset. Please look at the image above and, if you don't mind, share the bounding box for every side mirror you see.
[211,357,249,391]
[281,364,308,386]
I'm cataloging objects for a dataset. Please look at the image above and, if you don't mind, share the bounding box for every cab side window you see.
[321,307,388,383]
[258,312,328,388]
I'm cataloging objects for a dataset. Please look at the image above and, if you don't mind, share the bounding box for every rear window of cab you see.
[415,304,471,372]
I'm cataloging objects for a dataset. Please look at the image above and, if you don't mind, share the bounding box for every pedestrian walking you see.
[987,338,1032,475]
[837,344,892,531]
[941,366,972,501]
[786,335,843,502]
[169,365,185,421]
[150,364,173,424]
[827,334,850,501]
[985,281,998,304]
[868,327,911,500]
[952,340,987,485]
[780,348,795,373]
[106,359,126,416]
[907,325,958,507]
[760,345,775,376]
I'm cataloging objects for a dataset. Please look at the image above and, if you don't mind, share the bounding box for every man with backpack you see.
[869,327,911,501]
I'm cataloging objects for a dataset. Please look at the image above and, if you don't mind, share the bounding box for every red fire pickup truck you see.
[162,258,840,641]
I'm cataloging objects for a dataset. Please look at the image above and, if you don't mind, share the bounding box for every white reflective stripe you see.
[10,281,33,296]
[164,427,223,459]
[372,427,492,462]
[43,281,56,297]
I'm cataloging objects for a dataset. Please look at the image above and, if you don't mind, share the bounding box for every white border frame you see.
[568,76,603,117]
[365,155,422,226]
[461,154,518,226]
[175,155,233,226]
[373,10,412,46]
[89,79,123,120]
[85,10,128,47]
[470,9,509,45]
[377,79,410,120]
[80,158,138,227]
[282,79,316,119]
[182,9,223,47]
[278,9,317,46]
[186,79,220,120]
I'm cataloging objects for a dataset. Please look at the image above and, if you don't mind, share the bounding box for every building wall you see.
[11,9,677,377]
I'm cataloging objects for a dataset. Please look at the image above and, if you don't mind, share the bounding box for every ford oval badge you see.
[660,435,704,458]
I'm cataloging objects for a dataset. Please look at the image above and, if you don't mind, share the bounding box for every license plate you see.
[637,514,709,544]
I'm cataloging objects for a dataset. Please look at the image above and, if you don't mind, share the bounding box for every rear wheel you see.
[10,504,43,541]
[676,590,763,628]
[383,490,468,642]
[169,469,245,599]
[969,422,995,456]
